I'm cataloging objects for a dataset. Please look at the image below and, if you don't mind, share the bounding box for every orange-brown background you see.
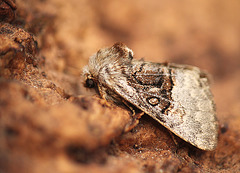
[0,0,240,172]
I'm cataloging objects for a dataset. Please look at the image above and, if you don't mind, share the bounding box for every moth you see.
[83,42,218,151]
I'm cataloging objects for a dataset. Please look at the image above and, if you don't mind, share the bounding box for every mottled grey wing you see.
[107,61,218,150]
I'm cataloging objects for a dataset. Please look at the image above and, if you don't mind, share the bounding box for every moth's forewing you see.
[104,61,218,150]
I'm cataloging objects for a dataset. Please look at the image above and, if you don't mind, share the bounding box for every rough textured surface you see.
[0,0,240,172]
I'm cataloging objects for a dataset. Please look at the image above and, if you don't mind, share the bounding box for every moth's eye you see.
[85,79,95,88]
[129,52,133,60]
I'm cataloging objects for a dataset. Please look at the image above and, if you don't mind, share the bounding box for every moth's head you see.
[83,42,134,89]
[82,63,97,89]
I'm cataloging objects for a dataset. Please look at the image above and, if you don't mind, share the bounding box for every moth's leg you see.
[97,84,112,107]
[121,99,136,116]
[168,130,179,148]
[124,112,144,132]
[121,99,145,120]
[97,84,144,131]
[122,99,144,132]
[97,83,105,99]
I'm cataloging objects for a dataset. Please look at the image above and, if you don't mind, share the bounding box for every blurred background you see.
[35,0,240,80]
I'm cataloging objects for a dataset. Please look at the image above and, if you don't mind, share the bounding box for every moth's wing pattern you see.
[105,61,218,150]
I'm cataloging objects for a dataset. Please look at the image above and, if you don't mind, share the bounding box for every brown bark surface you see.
[0,0,239,172]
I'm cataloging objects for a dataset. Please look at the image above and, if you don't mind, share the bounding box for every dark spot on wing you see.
[161,101,171,114]
[146,97,160,106]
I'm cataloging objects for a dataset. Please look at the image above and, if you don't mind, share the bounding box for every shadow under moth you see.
[83,42,218,151]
